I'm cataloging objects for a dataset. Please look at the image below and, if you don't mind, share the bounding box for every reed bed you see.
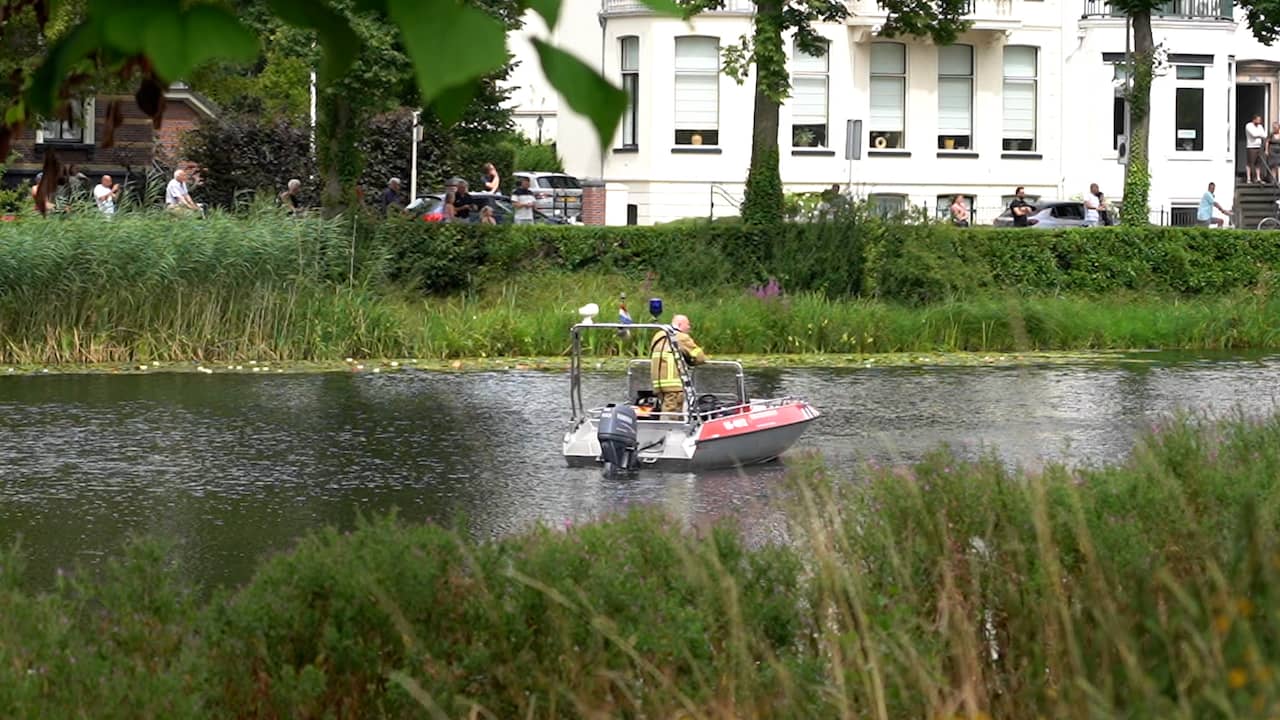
[2,215,1280,363]
[4,413,1280,718]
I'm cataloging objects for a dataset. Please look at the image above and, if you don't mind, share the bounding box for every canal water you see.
[1,353,1278,590]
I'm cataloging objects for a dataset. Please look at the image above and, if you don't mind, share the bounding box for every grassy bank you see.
[5,413,1280,717]
[5,267,1280,363]
[3,214,1280,363]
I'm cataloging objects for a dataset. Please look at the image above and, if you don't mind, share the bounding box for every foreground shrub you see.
[6,414,1280,717]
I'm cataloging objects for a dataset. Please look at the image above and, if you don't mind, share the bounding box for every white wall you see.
[508,0,1280,224]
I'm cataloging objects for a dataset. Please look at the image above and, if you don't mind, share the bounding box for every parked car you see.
[405,192,567,224]
[512,171,583,218]
[992,200,1087,228]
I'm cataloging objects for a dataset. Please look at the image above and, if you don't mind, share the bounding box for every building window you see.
[938,45,973,150]
[870,43,906,149]
[1170,206,1199,226]
[621,36,639,148]
[1175,88,1205,151]
[37,98,94,144]
[1113,65,1128,151]
[791,38,829,148]
[869,193,908,217]
[674,36,719,146]
[1174,64,1206,151]
[1002,46,1037,152]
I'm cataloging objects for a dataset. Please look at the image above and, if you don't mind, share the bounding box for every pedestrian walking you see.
[1007,186,1033,227]
[93,175,120,215]
[949,194,970,227]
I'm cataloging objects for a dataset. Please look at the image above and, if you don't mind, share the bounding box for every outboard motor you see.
[597,404,639,474]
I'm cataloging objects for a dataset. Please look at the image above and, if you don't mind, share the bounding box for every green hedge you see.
[380,216,1280,303]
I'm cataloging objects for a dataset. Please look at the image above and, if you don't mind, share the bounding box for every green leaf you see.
[532,39,627,148]
[389,0,507,106]
[431,83,476,126]
[185,5,261,68]
[524,0,563,28]
[26,21,102,116]
[99,0,166,54]
[142,7,187,81]
[266,0,361,79]
[4,102,25,127]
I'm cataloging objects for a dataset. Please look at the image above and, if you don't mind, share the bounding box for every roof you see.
[164,83,219,120]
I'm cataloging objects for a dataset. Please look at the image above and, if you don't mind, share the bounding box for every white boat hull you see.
[563,400,819,471]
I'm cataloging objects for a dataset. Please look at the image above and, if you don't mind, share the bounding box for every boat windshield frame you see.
[569,322,701,421]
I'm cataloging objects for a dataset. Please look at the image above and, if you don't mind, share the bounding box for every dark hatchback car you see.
[406,192,566,224]
[992,200,1088,228]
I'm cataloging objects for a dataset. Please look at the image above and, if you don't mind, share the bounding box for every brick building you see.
[2,83,216,188]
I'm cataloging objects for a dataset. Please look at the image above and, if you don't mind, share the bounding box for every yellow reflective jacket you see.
[650,330,708,391]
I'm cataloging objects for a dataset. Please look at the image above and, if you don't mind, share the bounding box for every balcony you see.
[1081,0,1232,20]
[847,0,1018,34]
[601,0,754,15]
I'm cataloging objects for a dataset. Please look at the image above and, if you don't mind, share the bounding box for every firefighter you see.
[650,314,708,416]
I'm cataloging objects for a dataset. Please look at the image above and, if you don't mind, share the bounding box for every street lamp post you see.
[410,110,422,201]
[537,114,544,145]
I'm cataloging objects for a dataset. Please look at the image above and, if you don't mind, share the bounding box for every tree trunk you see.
[740,0,784,226]
[318,88,361,216]
[1121,9,1153,226]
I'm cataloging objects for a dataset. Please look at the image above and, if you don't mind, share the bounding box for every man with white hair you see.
[380,177,404,214]
[279,178,303,214]
[165,169,200,214]
[650,313,708,417]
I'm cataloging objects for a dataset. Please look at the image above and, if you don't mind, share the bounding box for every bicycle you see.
[1259,200,1280,230]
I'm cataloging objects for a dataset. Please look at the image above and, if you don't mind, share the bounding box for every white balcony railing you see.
[601,0,754,15]
[848,0,1014,21]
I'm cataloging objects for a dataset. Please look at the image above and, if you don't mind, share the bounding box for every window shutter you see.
[791,76,827,125]
[870,77,905,132]
[1003,46,1036,78]
[870,43,905,74]
[793,40,829,72]
[938,77,971,135]
[1002,80,1035,139]
[675,37,719,71]
[675,74,719,128]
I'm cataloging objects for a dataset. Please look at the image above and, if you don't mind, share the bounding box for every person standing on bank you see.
[949,194,970,227]
[482,162,501,193]
[1008,186,1033,227]
[650,314,708,417]
[1265,121,1280,184]
[1246,115,1267,184]
[512,175,536,224]
[93,175,120,216]
[1083,182,1103,227]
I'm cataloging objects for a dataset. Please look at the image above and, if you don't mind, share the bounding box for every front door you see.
[1237,83,1269,179]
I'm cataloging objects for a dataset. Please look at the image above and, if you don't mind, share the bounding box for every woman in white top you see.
[1246,115,1268,184]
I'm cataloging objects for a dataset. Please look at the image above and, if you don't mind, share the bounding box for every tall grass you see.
[0,212,403,362]
[398,272,1280,358]
[4,413,1280,717]
[2,214,1280,363]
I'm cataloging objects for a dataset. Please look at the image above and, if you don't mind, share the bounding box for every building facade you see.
[505,0,1278,225]
[2,85,216,188]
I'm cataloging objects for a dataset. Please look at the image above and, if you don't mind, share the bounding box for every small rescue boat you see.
[562,321,820,472]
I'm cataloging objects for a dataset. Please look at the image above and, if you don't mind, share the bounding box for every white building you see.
[504,0,1280,225]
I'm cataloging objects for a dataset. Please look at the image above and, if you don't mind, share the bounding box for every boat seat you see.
[633,390,661,420]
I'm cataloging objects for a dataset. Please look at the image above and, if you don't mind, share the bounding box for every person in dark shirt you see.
[1008,186,1033,227]
[379,178,404,214]
[452,180,485,221]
